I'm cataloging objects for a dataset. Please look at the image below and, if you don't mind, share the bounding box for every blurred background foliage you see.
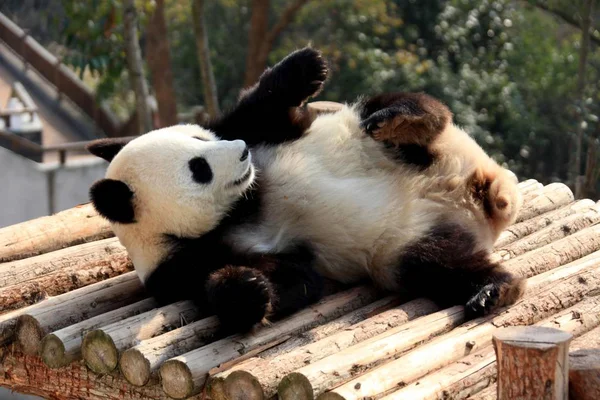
[2,0,600,197]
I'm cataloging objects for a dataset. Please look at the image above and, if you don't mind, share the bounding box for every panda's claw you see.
[465,283,500,319]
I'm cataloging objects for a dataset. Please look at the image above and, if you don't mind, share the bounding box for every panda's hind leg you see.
[359,92,452,169]
[396,221,525,319]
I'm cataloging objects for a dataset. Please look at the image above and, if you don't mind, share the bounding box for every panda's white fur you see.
[224,104,520,290]
[104,125,254,281]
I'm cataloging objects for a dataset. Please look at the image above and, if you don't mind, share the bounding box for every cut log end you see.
[40,334,68,369]
[278,372,313,400]
[221,370,265,400]
[160,359,194,399]
[569,349,600,400]
[493,326,573,400]
[15,314,43,355]
[81,329,118,375]
[120,347,152,387]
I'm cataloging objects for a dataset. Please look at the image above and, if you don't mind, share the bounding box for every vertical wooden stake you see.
[569,349,600,400]
[493,326,572,400]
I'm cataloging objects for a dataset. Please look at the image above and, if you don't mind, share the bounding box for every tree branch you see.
[527,1,600,46]
[264,0,311,46]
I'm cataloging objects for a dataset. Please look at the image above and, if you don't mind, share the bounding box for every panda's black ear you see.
[86,138,132,162]
[90,179,135,224]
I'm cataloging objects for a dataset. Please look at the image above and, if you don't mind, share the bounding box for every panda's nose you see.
[240,147,249,162]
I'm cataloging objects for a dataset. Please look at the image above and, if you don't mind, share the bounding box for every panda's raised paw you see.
[464,283,500,319]
[205,266,274,332]
[259,47,328,106]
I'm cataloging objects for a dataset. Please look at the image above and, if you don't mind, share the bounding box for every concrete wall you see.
[0,147,107,227]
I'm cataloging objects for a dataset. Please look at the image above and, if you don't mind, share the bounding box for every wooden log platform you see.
[0,179,599,400]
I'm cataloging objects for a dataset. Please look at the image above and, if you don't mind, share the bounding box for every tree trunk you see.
[244,0,270,88]
[243,0,310,87]
[123,0,153,134]
[574,0,596,198]
[145,0,178,127]
[191,0,220,118]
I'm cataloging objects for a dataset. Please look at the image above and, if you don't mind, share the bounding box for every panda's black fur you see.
[88,47,524,333]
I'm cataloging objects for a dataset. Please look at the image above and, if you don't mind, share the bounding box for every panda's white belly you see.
[226,106,444,289]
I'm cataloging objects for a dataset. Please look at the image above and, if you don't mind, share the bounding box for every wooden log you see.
[120,316,220,386]
[0,271,144,352]
[41,298,157,368]
[278,372,314,400]
[569,349,600,400]
[504,224,600,278]
[517,179,541,192]
[256,296,418,360]
[470,385,497,400]
[516,182,574,223]
[495,199,595,248]
[307,101,343,120]
[382,295,600,400]
[569,326,600,400]
[158,286,379,399]
[0,238,131,312]
[214,298,440,397]
[0,347,176,400]
[0,203,113,262]
[122,296,403,387]
[82,300,201,374]
[493,326,572,400]
[492,204,600,262]
[329,262,600,399]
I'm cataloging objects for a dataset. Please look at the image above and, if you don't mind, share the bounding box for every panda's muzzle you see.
[230,165,253,187]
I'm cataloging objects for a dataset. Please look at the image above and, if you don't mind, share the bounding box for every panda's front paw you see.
[205,266,273,332]
[260,47,328,106]
[464,283,499,319]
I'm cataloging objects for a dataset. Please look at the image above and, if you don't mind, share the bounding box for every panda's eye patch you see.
[193,136,208,141]
[189,157,213,184]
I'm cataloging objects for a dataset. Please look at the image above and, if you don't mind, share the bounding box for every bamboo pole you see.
[82,300,202,374]
[516,183,574,223]
[329,262,600,399]
[158,286,379,399]
[213,298,440,397]
[493,326,572,400]
[0,238,131,312]
[492,204,600,262]
[0,203,113,262]
[495,199,595,248]
[40,298,158,369]
[0,271,144,353]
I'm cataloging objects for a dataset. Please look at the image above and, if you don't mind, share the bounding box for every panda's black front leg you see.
[207,47,328,146]
[359,92,452,169]
[205,243,324,332]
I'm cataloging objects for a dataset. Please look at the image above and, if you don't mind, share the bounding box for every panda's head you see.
[87,125,254,277]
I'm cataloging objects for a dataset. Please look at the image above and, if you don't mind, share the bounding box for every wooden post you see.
[492,326,573,400]
[569,349,600,400]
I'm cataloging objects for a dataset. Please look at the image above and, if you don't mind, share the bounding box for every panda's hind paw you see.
[464,283,499,319]
[205,266,274,332]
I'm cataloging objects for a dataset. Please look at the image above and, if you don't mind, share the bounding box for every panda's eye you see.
[189,157,213,184]
[193,136,208,141]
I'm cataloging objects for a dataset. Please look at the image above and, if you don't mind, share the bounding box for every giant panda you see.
[87,47,524,333]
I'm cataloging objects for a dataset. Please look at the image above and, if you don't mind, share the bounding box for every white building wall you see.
[0,147,107,228]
